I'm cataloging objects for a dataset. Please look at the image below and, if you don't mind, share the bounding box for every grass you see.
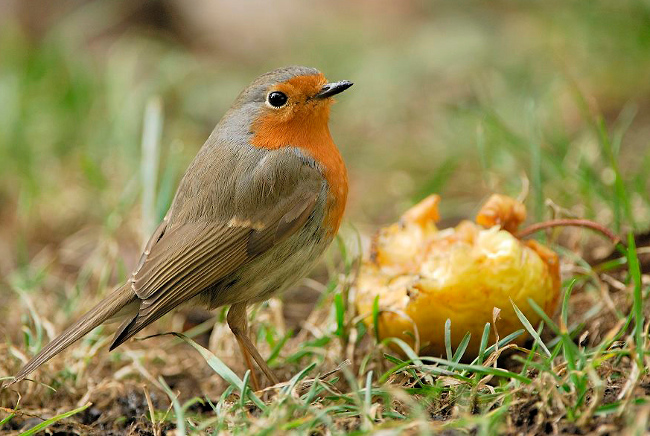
[1,1,650,434]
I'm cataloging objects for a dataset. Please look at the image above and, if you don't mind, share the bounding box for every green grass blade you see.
[481,329,525,358]
[266,328,294,366]
[372,295,380,343]
[445,318,453,361]
[381,337,423,366]
[281,362,316,396]
[627,233,644,364]
[171,333,266,410]
[18,403,91,436]
[239,371,252,409]
[334,292,346,339]
[560,279,577,331]
[0,412,15,426]
[511,300,551,357]
[423,357,531,384]
[528,299,561,334]
[519,321,544,377]
[363,370,373,426]
[596,117,634,231]
[477,323,491,365]
[452,332,471,363]
[159,377,186,436]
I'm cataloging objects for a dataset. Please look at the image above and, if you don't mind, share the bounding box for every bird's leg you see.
[227,302,280,388]
[227,303,260,391]
[236,336,260,391]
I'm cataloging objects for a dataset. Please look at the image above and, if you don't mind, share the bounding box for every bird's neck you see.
[251,115,348,236]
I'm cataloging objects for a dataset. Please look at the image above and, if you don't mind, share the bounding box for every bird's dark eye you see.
[267,91,288,108]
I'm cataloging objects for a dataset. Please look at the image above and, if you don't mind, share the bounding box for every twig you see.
[517,219,620,245]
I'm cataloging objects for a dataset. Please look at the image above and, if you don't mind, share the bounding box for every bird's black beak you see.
[315,80,353,99]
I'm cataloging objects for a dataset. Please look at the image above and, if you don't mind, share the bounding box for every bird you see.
[4,66,352,391]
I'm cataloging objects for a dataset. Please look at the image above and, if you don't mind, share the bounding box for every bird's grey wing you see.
[110,163,322,349]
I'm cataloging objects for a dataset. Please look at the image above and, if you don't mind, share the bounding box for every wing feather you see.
[132,223,244,299]
[109,181,321,350]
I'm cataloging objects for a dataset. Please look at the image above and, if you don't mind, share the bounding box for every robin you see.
[4,66,352,390]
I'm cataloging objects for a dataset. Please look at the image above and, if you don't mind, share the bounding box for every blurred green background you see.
[1,0,649,287]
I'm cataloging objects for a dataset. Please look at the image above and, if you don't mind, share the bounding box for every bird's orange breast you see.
[250,102,348,236]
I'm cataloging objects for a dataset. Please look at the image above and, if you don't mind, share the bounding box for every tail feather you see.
[109,315,139,351]
[3,283,136,388]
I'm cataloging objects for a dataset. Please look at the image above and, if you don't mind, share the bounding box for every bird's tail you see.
[3,283,137,388]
